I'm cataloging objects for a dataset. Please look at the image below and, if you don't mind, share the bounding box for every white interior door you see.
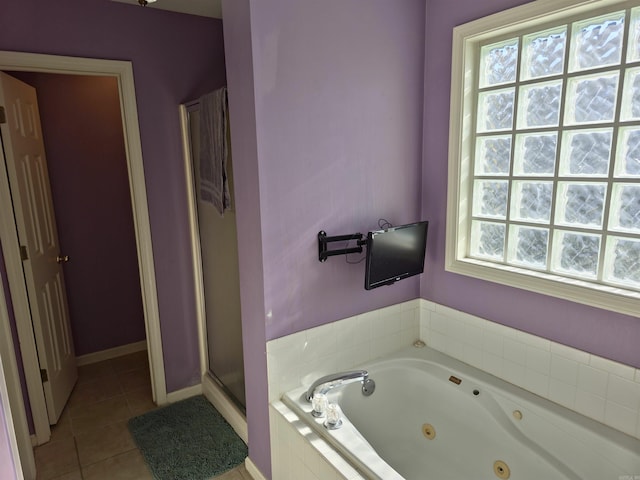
[0,72,76,424]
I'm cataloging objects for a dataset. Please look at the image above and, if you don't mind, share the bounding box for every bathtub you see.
[282,345,640,480]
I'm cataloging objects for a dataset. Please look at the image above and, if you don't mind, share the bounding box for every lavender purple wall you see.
[251,0,426,340]
[0,0,226,391]
[221,1,270,476]
[421,0,640,369]
[10,72,145,356]
[223,0,425,476]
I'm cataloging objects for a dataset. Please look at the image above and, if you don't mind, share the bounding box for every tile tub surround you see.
[419,300,640,440]
[269,402,366,480]
[266,300,421,403]
[267,298,640,479]
[267,300,421,480]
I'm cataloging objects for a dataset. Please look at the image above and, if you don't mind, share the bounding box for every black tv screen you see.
[364,221,428,290]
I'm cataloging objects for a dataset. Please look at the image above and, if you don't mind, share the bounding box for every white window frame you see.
[446,0,640,317]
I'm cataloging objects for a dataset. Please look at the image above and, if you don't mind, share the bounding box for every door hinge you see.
[0,106,5,124]
[20,245,28,261]
[40,369,48,383]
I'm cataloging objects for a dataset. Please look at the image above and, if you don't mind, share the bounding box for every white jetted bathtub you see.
[283,345,640,480]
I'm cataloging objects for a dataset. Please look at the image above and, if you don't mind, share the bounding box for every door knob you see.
[56,255,70,264]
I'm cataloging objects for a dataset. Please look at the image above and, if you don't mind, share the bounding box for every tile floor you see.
[34,350,251,480]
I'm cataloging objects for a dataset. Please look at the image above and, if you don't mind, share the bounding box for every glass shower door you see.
[188,107,246,409]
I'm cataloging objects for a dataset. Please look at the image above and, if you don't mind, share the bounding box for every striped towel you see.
[199,87,230,215]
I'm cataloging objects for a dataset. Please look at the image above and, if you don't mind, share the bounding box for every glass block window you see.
[457,3,640,300]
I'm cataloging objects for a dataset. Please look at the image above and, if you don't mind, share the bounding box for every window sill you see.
[445,255,640,318]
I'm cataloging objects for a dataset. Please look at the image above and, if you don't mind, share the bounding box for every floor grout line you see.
[37,350,250,480]
[73,436,84,480]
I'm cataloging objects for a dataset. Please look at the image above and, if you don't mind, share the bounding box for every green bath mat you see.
[128,395,247,480]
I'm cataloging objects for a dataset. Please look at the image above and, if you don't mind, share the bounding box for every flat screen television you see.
[364,221,428,290]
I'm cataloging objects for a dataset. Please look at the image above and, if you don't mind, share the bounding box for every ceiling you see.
[110,0,222,19]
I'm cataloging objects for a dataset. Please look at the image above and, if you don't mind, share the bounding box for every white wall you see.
[0,355,19,480]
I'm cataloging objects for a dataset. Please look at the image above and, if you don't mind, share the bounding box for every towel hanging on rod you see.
[198,87,230,215]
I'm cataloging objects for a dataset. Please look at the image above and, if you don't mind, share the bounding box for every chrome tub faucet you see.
[305,370,376,402]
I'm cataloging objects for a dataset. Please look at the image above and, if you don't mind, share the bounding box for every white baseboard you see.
[245,457,267,480]
[202,372,248,444]
[165,383,203,404]
[76,340,147,366]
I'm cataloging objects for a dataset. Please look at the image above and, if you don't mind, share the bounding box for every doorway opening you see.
[0,51,165,475]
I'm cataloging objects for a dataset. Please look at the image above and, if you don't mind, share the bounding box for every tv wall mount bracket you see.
[318,231,367,262]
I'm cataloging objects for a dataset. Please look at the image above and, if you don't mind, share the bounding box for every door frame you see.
[0,51,166,452]
[0,270,30,479]
[179,102,209,379]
